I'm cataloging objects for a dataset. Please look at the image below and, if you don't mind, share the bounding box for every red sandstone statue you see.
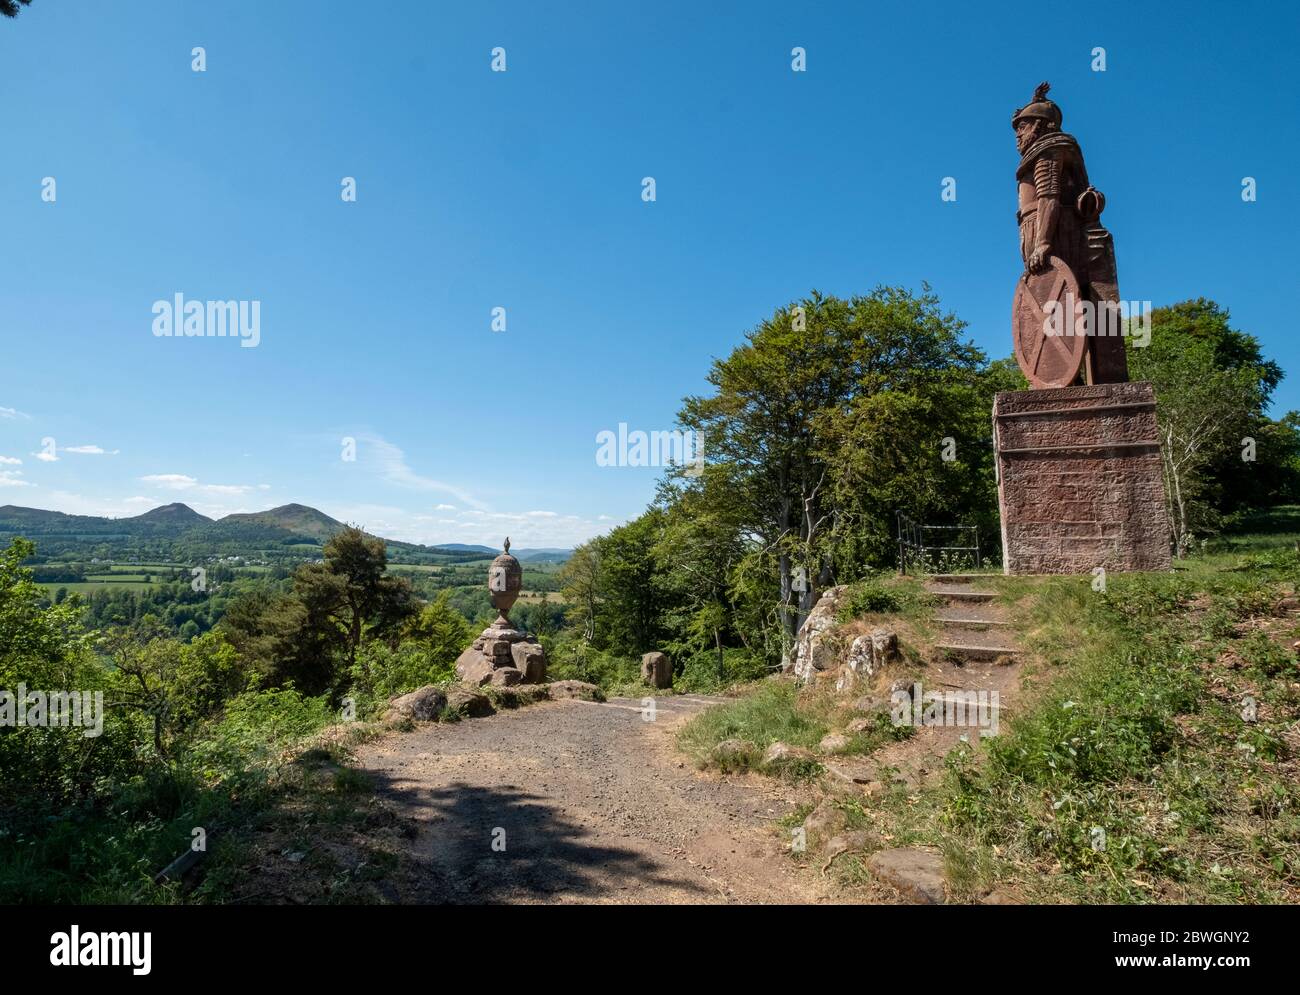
[1011,82,1129,388]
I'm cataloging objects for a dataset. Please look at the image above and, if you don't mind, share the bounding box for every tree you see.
[592,510,669,656]
[558,541,601,644]
[1129,300,1299,554]
[292,527,417,680]
[0,1,32,19]
[403,591,474,664]
[654,479,747,679]
[676,286,987,664]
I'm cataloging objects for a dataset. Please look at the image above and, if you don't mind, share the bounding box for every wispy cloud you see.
[354,433,486,510]
[0,470,32,488]
[0,456,21,466]
[64,445,120,456]
[0,407,31,420]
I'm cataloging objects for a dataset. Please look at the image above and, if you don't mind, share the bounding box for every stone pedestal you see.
[454,620,548,687]
[993,381,1171,575]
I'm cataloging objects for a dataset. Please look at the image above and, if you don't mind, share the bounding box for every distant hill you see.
[218,503,344,541]
[130,503,213,528]
[515,549,571,563]
[0,502,566,565]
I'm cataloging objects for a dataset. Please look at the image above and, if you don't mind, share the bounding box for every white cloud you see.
[0,407,30,420]
[64,445,120,456]
[0,470,32,488]
[32,451,58,463]
[434,503,456,511]
[0,456,21,466]
[141,473,198,490]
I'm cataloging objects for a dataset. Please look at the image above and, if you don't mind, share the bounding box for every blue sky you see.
[2,0,1297,547]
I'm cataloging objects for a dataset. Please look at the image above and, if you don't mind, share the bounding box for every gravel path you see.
[351,694,833,904]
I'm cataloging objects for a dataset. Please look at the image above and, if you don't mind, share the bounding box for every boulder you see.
[383,686,446,723]
[488,667,523,687]
[761,741,807,766]
[445,685,494,718]
[511,641,547,682]
[866,847,947,904]
[801,798,847,844]
[511,684,551,705]
[819,733,852,754]
[547,680,605,702]
[836,628,901,692]
[640,651,672,689]
[793,585,849,683]
[454,647,496,686]
[846,716,875,734]
[710,738,754,766]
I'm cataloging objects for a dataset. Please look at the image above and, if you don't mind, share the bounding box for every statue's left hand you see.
[1028,243,1051,273]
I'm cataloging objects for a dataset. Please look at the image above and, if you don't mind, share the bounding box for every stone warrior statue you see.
[1012,81,1129,387]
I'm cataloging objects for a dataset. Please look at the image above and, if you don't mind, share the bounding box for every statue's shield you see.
[1012,256,1087,389]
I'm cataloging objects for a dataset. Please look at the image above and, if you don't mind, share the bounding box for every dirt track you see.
[351,695,833,904]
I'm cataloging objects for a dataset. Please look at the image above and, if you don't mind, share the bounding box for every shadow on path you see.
[368,773,712,904]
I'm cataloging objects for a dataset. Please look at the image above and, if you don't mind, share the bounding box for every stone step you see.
[929,588,997,602]
[925,573,996,583]
[933,615,1011,627]
[934,643,1019,659]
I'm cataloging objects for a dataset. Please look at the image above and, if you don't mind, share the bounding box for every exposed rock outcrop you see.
[835,628,901,692]
[792,585,848,682]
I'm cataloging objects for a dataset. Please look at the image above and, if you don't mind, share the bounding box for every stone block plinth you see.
[994,381,1172,575]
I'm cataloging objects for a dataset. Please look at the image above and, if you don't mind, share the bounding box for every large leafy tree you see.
[676,286,990,663]
[0,1,32,19]
[1129,299,1299,553]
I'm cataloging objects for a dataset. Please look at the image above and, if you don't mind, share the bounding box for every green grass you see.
[902,512,1300,904]
[678,681,829,772]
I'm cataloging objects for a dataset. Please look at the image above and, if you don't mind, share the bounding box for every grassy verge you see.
[0,690,381,904]
[840,517,1300,904]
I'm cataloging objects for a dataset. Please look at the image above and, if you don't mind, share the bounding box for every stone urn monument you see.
[455,538,548,687]
[488,537,523,625]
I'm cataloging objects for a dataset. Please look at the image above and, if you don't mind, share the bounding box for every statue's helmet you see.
[1011,81,1062,130]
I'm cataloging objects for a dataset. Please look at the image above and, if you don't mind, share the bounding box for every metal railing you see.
[896,511,983,574]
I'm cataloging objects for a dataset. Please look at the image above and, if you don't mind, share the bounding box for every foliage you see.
[1130,299,1300,555]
